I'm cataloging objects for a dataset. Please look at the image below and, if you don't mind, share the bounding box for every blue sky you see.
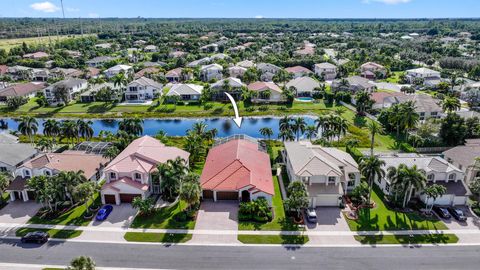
[1,0,479,19]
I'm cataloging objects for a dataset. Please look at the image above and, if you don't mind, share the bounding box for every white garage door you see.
[312,195,341,207]
[433,195,454,206]
[453,196,467,206]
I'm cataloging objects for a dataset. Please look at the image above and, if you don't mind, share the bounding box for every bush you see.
[245,106,255,112]
[259,105,269,111]
[398,142,416,153]
[203,103,213,110]
[346,146,364,163]
[277,106,287,111]
[238,198,272,222]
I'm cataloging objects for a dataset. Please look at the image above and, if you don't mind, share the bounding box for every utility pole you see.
[60,0,65,19]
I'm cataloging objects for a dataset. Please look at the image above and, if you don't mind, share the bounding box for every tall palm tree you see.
[77,120,94,141]
[18,116,38,144]
[279,115,292,132]
[259,127,274,140]
[278,129,295,142]
[180,179,201,210]
[400,101,419,137]
[367,121,383,156]
[292,117,306,141]
[103,146,120,161]
[118,118,144,136]
[43,119,61,138]
[442,96,461,113]
[304,125,318,141]
[422,184,447,214]
[36,137,54,152]
[359,156,386,204]
[61,120,79,146]
[315,115,328,132]
[399,165,427,208]
[57,170,87,204]
[113,72,128,90]
[191,121,208,137]
[335,117,348,142]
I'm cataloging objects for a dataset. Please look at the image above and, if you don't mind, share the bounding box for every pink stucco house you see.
[101,136,189,205]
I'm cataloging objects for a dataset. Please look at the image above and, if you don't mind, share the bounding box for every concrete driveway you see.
[190,201,239,244]
[305,207,350,231]
[0,201,41,224]
[440,207,480,230]
[89,204,137,228]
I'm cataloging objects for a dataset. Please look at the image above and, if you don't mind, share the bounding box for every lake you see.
[0,116,317,138]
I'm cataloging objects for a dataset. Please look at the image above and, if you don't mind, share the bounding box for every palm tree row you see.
[315,114,348,143]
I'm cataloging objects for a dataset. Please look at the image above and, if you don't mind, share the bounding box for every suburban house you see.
[285,66,313,78]
[443,139,480,185]
[236,60,255,69]
[369,91,406,110]
[283,141,361,207]
[285,77,321,97]
[165,68,192,83]
[0,82,45,102]
[331,76,376,93]
[23,52,49,59]
[80,83,120,103]
[360,62,387,80]
[7,151,107,202]
[169,51,188,58]
[0,142,38,175]
[165,83,203,102]
[396,94,443,120]
[7,66,49,82]
[200,135,274,205]
[200,64,223,82]
[376,154,468,206]
[257,63,281,82]
[49,68,82,79]
[314,62,337,80]
[248,81,284,103]
[406,67,441,85]
[101,136,189,205]
[187,57,211,68]
[43,78,88,104]
[86,56,116,68]
[209,77,245,101]
[144,45,159,53]
[125,77,163,103]
[228,66,247,78]
[134,67,161,79]
[104,64,134,79]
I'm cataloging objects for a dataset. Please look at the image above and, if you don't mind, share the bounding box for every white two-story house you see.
[43,78,88,105]
[314,63,338,80]
[200,64,223,82]
[125,77,163,103]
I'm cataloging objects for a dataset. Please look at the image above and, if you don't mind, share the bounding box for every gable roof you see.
[129,77,163,89]
[247,81,282,93]
[165,68,183,77]
[0,143,38,167]
[443,145,480,167]
[200,139,273,195]
[167,84,203,96]
[211,77,244,88]
[315,62,337,69]
[0,82,45,97]
[285,66,312,74]
[105,136,189,174]
[285,77,320,92]
[396,94,442,113]
[379,154,462,175]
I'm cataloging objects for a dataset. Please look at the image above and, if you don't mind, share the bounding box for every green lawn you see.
[354,234,459,245]
[237,234,309,245]
[345,188,447,231]
[238,176,300,231]
[130,200,195,229]
[124,232,192,243]
[381,71,404,84]
[16,228,82,239]
[28,194,100,226]
[0,34,94,51]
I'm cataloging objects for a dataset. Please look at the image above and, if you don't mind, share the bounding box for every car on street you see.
[20,231,49,244]
[447,207,467,222]
[304,207,317,223]
[433,206,451,219]
[96,205,114,221]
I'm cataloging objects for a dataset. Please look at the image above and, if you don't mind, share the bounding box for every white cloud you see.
[255,15,264,19]
[88,13,100,18]
[30,1,60,13]
[66,7,80,12]
[363,0,412,4]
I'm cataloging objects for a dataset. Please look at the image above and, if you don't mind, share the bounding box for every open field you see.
[0,34,96,51]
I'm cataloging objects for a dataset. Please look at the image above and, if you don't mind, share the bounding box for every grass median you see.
[354,234,459,245]
[124,232,192,243]
[237,234,309,245]
[16,228,82,239]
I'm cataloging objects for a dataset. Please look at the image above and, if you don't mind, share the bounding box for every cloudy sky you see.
[1,0,479,18]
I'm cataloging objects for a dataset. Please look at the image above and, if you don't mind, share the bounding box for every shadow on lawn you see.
[130,201,194,230]
[357,233,454,245]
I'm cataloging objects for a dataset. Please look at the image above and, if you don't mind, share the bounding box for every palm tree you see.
[118,118,144,136]
[36,137,54,152]
[61,120,79,146]
[442,96,461,113]
[423,184,447,214]
[400,101,419,137]
[335,117,348,142]
[77,120,94,141]
[43,119,61,137]
[279,115,292,132]
[103,146,120,161]
[315,115,328,132]
[112,72,128,90]
[338,78,350,92]
[292,117,306,141]
[158,157,188,201]
[354,91,372,116]
[359,156,386,205]
[259,127,274,140]
[58,170,87,204]
[191,121,208,137]
[399,165,427,208]
[304,125,318,141]
[73,182,97,216]
[18,116,38,144]
[68,256,96,270]
[367,121,383,156]
[278,129,295,142]
[180,178,201,210]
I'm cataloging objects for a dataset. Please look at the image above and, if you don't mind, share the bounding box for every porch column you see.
[9,192,15,202]
[115,193,121,205]
[213,191,217,202]
[22,190,29,202]
[101,193,106,205]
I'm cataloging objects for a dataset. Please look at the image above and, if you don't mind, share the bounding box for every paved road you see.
[0,240,479,269]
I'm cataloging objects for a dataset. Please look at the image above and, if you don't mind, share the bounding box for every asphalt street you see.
[0,239,480,269]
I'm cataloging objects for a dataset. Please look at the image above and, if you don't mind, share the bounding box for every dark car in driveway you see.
[433,206,451,219]
[96,205,114,221]
[447,207,467,222]
[20,231,49,244]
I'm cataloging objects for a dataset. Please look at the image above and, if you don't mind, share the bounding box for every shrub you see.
[245,106,255,112]
[346,146,364,163]
[259,105,269,111]
[203,103,213,110]
[399,142,416,153]
[238,198,272,222]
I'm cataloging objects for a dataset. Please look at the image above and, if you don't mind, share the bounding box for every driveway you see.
[305,207,350,231]
[440,207,480,230]
[190,201,239,244]
[0,201,41,224]
[89,204,137,228]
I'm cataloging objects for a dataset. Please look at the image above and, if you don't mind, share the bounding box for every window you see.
[448,173,456,181]
[427,174,434,181]
[134,173,142,180]
[24,170,30,176]
[328,176,336,184]
[44,170,51,176]
[431,112,438,116]
[347,180,355,187]
[110,172,117,180]
[385,183,391,193]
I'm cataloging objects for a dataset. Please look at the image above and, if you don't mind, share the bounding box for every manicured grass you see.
[28,194,100,226]
[238,176,300,231]
[345,188,447,231]
[16,228,82,239]
[354,234,459,245]
[237,234,309,245]
[130,200,195,229]
[124,232,192,243]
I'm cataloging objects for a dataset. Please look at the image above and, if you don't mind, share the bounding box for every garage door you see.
[104,194,116,204]
[313,195,340,207]
[217,191,238,200]
[27,191,36,200]
[203,190,213,199]
[119,193,141,203]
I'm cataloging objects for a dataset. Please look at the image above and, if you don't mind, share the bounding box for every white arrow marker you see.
[224,92,243,128]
